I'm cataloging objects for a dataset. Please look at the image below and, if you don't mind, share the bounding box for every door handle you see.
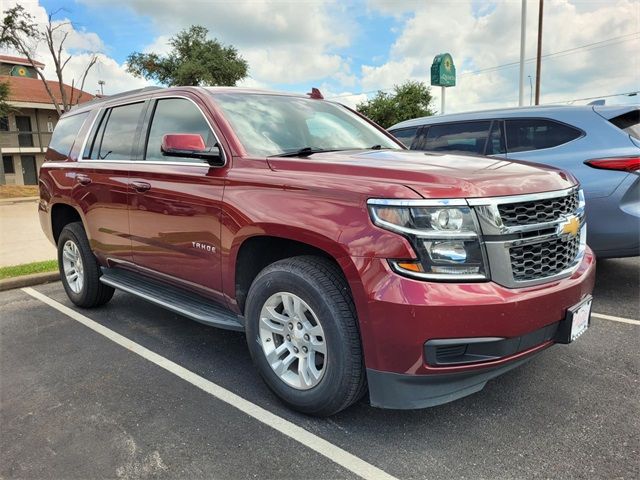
[76,174,92,186]
[131,181,151,193]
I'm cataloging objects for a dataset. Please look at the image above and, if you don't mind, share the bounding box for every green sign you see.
[431,53,456,87]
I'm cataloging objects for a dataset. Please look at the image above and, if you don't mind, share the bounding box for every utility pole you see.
[534,0,543,105]
[98,80,105,96]
[518,0,527,106]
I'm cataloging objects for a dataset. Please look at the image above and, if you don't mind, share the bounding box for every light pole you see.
[528,75,533,105]
[518,0,527,106]
[534,0,544,105]
[98,80,105,96]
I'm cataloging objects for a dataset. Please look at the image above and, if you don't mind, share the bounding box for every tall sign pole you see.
[535,0,544,105]
[518,0,527,106]
[431,53,456,115]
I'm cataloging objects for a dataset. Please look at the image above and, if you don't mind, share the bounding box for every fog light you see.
[428,241,467,263]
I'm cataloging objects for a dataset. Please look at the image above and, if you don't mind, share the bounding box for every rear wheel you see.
[58,222,114,308]
[245,256,366,416]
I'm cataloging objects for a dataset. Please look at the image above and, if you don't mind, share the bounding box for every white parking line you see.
[21,287,398,480]
[592,312,640,326]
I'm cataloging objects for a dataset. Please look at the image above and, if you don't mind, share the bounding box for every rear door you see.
[76,101,147,265]
[127,94,227,301]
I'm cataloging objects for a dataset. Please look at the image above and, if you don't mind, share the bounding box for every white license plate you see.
[570,298,592,342]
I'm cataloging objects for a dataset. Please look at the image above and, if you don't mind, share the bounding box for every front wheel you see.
[245,256,366,416]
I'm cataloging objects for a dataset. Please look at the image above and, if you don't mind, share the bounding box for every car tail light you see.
[585,157,640,172]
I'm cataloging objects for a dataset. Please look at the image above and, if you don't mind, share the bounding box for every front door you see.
[21,155,37,184]
[128,95,226,301]
[16,116,33,147]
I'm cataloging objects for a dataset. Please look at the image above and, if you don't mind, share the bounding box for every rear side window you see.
[88,102,145,160]
[423,121,491,155]
[391,127,419,147]
[609,110,640,140]
[505,119,581,153]
[47,112,88,158]
[145,98,217,162]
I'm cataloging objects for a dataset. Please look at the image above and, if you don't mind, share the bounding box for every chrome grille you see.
[498,191,579,226]
[471,187,585,288]
[510,235,581,281]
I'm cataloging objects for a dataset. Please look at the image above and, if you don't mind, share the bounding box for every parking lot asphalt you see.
[1,258,638,479]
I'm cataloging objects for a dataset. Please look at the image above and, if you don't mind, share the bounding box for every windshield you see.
[210,92,402,157]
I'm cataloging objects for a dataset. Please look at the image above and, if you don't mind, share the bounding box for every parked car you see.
[39,87,595,416]
[389,105,640,258]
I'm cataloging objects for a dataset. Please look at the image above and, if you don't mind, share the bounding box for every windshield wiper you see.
[270,147,339,158]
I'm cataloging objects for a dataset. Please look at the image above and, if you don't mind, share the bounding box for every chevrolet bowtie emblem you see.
[560,216,580,237]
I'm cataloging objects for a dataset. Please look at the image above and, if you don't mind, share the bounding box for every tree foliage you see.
[0,5,98,115]
[0,81,10,117]
[356,81,435,128]
[126,26,248,87]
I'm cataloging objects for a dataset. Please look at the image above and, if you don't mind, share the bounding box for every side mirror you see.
[161,134,224,166]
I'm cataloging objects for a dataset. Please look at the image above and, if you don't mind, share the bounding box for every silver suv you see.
[389,105,639,258]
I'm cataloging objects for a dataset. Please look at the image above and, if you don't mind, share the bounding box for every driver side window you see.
[145,98,217,162]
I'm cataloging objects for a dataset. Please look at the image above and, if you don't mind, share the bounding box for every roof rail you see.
[69,86,164,111]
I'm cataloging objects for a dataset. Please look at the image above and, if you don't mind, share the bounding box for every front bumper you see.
[350,248,596,409]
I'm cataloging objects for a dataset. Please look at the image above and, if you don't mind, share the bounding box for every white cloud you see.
[362,0,640,112]
[2,0,150,97]
[80,0,355,85]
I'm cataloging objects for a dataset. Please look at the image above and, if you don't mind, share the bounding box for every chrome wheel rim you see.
[259,292,327,390]
[62,240,84,294]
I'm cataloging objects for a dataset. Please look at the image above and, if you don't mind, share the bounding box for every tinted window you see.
[0,116,8,131]
[505,119,581,152]
[424,121,491,155]
[609,110,640,140]
[94,102,144,160]
[391,127,419,147]
[486,121,506,155]
[47,112,88,158]
[2,155,14,174]
[145,98,217,162]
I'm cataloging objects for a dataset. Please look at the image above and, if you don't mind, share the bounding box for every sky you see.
[4,0,640,112]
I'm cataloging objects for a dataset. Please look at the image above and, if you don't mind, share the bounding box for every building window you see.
[47,121,54,132]
[2,155,15,174]
[0,116,8,131]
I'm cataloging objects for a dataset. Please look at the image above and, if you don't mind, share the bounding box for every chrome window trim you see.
[77,95,226,168]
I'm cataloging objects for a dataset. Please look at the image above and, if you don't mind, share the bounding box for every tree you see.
[356,81,436,128]
[1,5,98,115]
[0,81,10,118]
[126,26,248,87]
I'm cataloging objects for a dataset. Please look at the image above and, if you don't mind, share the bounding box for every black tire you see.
[57,222,114,308]
[245,256,366,416]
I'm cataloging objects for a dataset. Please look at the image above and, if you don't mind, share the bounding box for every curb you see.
[0,271,60,292]
[0,196,39,205]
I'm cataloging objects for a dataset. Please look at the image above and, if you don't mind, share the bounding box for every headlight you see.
[368,199,488,280]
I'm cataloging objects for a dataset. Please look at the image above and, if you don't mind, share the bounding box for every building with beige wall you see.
[0,55,94,185]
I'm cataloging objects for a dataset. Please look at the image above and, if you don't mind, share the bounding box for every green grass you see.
[0,260,58,280]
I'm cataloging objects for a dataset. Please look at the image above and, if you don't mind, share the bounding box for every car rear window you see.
[505,119,581,152]
[47,112,88,158]
[423,121,491,155]
[609,110,640,140]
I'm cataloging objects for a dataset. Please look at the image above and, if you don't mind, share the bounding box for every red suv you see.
[38,87,595,416]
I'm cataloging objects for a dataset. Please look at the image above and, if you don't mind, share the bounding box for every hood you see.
[266,150,576,199]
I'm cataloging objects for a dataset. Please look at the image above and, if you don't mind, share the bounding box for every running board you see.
[100,268,244,332]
